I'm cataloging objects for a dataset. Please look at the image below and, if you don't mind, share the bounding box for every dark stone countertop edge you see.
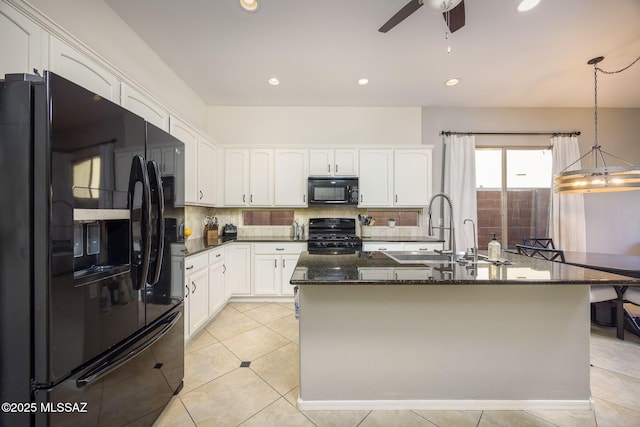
[360,236,444,243]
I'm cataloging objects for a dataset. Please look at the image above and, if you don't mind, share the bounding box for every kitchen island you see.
[290,251,640,411]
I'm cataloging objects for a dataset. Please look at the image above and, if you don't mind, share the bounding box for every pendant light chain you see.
[596,55,640,74]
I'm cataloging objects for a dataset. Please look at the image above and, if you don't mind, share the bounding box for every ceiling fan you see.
[378,0,466,33]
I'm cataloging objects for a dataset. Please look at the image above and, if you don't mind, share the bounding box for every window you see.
[476,148,552,249]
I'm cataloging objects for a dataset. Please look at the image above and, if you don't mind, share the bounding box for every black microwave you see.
[308,177,358,206]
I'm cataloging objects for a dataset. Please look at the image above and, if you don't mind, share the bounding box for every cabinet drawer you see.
[185,252,208,272]
[362,242,404,252]
[209,247,225,263]
[253,242,306,255]
[402,242,444,251]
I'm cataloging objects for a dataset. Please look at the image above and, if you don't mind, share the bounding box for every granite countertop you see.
[290,250,640,286]
[184,236,307,255]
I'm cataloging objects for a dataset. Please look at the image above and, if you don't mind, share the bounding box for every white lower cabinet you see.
[208,248,226,317]
[252,243,305,296]
[184,252,209,341]
[225,243,251,296]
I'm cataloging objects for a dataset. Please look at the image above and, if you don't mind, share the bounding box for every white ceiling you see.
[104,0,640,108]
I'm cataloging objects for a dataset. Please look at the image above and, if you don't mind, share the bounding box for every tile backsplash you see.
[185,206,427,239]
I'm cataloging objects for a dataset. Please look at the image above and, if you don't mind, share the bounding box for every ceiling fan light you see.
[267,77,280,86]
[239,0,259,13]
[357,78,369,86]
[517,0,540,13]
[445,78,460,86]
[423,0,463,13]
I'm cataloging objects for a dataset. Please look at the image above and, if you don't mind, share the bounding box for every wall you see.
[21,0,208,130]
[207,106,422,146]
[422,107,640,255]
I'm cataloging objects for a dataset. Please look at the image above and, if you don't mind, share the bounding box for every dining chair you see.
[516,244,623,338]
[622,287,640,337]
[522,237,556,249]
[516,244,565,262]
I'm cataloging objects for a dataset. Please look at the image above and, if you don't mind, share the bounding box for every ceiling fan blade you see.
[379,0,424,33]
[443,0,465,33]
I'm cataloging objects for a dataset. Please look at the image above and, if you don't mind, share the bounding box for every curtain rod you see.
[440,131,580,137]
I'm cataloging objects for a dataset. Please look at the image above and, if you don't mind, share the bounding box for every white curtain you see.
[444,134,477,253]
[550,135,586,252]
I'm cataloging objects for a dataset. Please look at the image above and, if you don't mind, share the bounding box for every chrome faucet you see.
[427,193,455,262]
[463,218,478,264]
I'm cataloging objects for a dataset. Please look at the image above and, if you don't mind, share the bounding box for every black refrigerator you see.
[0,71,185,427]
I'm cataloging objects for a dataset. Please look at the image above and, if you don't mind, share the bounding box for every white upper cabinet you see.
[358,149,393,207]
[170,117,199,204]
[249,149,274,206]
[274,148,308,206]
[121,82,169,131]
[49,36,120,103]
[1,3,47,77]
[309,149,358,176]
[394,149,432,206]
[197,136,217,206]
[223,149,250,206]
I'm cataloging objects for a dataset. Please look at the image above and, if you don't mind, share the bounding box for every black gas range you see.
[307,218,362,254]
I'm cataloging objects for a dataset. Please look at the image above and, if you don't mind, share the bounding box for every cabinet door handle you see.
[223,264,226,273]
[360,194,363,202]
[395,194,398,202]
[243,194,246,203]
[274,259,278,268]
[185,284,190,298]
[379,247,387,251]
[199,190,203,200]
[327,164,331,173]
[250,194,253,203]
[192,281,197,293]
[335,164,339,173]
[216,253,221,257]
[283,259,286,268]
[186,265,194,270]
[303,194,306,203]
[276,248,285,251]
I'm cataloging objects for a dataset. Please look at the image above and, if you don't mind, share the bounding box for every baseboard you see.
[296,397,593,411]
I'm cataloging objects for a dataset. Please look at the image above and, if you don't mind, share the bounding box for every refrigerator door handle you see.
[147,160,165,285]
[128,155,152,290]
[75,310,181,388]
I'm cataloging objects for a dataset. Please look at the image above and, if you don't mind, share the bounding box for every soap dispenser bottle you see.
[488,233,501,260]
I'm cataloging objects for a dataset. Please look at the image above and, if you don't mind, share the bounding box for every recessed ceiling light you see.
[268,77,280,86]
[357,78,369,86]
[517,0,540,12]
[445,78,460,87]
[239,0,259,13]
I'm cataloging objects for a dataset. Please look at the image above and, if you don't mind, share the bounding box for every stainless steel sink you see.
[383,251,454,264]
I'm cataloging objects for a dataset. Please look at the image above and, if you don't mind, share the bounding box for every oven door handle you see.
[76,310,181,388]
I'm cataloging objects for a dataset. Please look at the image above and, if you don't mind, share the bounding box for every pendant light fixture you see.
[554,55,640,194]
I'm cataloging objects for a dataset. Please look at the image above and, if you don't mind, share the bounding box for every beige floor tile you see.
[181,368,280,427]
[283,386,299,407]
[302,409,371,427]
[478,410,555,426]
[244,303,295,324]
[185,329,217,354]
[265,314,300,343]
[183,342,240,393]
[251,342,299,395]
[526,409,596,427]
[152,396,195,427]
[222,325,290,361]
[593,397,640,427]
[205,310,261,341]
[239,397,315,427]
[414,410,481,427]
[230,302,268,312]
[591,366,640,411]
[359,410,437,427]
[591,327,640,379]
